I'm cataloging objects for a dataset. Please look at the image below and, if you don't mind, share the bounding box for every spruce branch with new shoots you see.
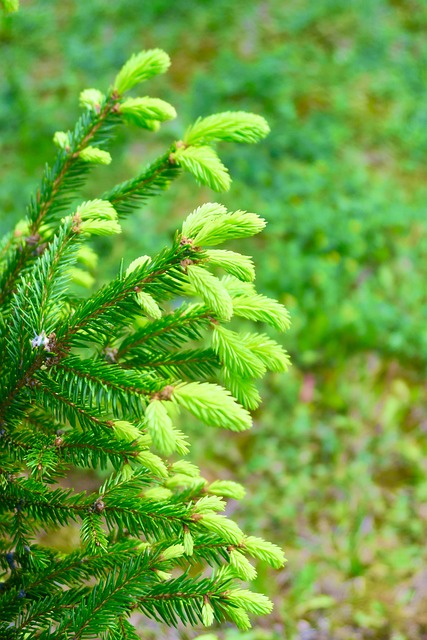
[0,48,289,638]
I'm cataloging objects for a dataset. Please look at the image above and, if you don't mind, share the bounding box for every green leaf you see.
[226,589,273,616]
[206,249,255,282]
[225,606,252,631]
[114,49,171,94]
[202,600,215,627]
[104,151,180,217]
[186,264,233,322]
[145,399,177,456]
[231,292,291,332]
[113,420,143,443]
[243,536,286,569]
[172,381,252,432]
[197,513,244,544]
[182,203,227,239]
[221,367,262,410]
[212,325,266,379]
[135,450,168,477]
[75,199,118,221]
[120,97,177,127]
[192,210,266,246]
[79,146,112,165]
[208,480,246,500]
[79,88,105,111]
[184,111,270,145]
[241,332,291,372]
[229,549,257,581]
[173,146,231,192]
[135,291,162,319]
[53,131,69,149]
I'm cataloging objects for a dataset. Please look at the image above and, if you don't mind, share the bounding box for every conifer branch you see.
[56,239,197,346]
[116,303,212,359]
[30,377,113,431]
[0,46,286,638]
[104,151,180,216]
[0,96,121,306]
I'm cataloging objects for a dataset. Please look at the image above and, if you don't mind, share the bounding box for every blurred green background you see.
[2,1,427,638]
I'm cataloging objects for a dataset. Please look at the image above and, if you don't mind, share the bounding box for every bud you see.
[53,131,70,150]
[194,495,225,514]
[196,513,244,545]
[221,367,261,411]
[112,420,141,443]
[184,111,270,146]
[182,203,227,239]
[160,544,184,561]
[240,333,291,373]
[155,570,171,581]
[135,291,162,320]
[186,265,233,322]
[172,382,252,432]
[140,119,161,132]
[76,200,117,221]
[126,255,151,277]
[212,325,266,379]
[144,487,172,501]
[79,146,112,165]
[208,480,246,501]
[172,145,231,193]
[229,549,257,581]
[173,429,190,456]
[136,450,168,478]
[192,210,266,246]
[120,464,135,482]
[166,474,206,491]
[67,267,95,289]
[206,249,255,282]
[13,219,30,237]
[183,528,194,556]
[201,600,214,627]
[79,88,105,111]
[171,460,200,478]
[114,49,171,95]
[231,292,291,333]
[242,535,286,569]
[79,219,122,236]
[225,589,273,615]
[76,245,98,271]
[225,606,251,631]
[120,97,176,127]
[145,400,177,456]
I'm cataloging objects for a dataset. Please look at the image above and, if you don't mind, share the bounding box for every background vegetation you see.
[2,1,427,638]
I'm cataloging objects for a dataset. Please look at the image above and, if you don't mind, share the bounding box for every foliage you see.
[2,1,427,638]
[0,47,288,637]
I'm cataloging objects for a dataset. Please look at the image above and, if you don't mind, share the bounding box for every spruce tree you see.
[0,47,290,638]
